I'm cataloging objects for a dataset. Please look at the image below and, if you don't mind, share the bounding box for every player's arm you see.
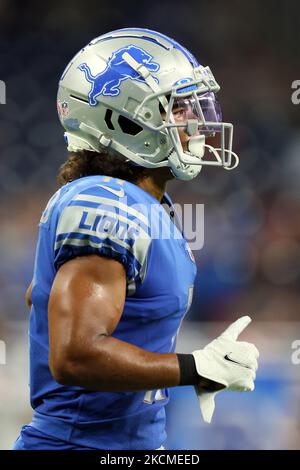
[48,254,183,392]
[26,281,33,309]
[48,251,258,418]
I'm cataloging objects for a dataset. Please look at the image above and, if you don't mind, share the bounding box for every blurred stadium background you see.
[0,0,300,449]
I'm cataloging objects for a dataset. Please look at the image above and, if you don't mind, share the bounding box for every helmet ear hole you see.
[105,109,115,130]
[118,115,143,136]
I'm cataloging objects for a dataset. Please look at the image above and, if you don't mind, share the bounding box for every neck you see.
[136,168,172,202]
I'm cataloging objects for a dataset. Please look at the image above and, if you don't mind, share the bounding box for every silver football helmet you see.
[57,28,239,181]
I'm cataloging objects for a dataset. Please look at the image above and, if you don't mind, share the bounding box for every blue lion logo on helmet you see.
[78,45,160,106]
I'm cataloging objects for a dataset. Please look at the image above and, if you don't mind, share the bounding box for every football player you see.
[13,28,259,450]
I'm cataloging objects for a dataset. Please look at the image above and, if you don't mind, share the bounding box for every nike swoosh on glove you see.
[192,316,259,423]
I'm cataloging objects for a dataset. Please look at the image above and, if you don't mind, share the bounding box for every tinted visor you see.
[172,92,222,134]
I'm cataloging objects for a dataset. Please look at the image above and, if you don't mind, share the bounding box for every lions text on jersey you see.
[27,175,196,450]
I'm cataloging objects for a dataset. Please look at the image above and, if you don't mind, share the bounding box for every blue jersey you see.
[28,175,196,450]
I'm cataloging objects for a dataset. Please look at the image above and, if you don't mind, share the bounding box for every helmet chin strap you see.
[188,135,206,158]
[168,149,203,181]
[179,137,239,170]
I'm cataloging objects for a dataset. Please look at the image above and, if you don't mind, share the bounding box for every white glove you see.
[192,316,259,423]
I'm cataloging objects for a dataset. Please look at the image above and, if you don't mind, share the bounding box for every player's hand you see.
[192,316,259,423]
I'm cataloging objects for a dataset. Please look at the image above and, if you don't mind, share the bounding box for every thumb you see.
[220,315,252,341]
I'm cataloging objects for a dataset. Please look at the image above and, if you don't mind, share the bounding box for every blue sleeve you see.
[53,184,151,288]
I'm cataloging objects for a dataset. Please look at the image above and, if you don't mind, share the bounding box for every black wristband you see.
[177,353,198,386]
